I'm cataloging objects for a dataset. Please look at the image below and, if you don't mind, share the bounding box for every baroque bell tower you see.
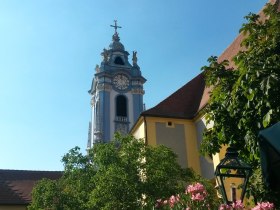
[87,21,146,148]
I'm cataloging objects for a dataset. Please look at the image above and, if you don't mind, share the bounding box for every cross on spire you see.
[110,20,122,34]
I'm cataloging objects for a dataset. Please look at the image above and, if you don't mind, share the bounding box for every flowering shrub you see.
[219,201,244,210]
[219,201,274,210]
[155,183,275,210]
[155,182,215,210]
[186,182,207,201]
[251,202,274,210]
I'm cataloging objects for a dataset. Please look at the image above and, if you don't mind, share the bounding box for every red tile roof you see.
[142,73,208,119]
[142,0,279,119]
[0,169,62,205]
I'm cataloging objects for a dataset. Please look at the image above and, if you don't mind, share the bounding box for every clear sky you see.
[0,0,267,171]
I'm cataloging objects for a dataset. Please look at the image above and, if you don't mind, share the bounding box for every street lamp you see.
[215,147,252,204]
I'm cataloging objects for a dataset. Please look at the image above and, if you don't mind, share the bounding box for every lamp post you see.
[215,147,252,204]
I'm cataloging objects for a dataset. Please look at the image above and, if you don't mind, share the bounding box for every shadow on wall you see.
[195,119,214,179]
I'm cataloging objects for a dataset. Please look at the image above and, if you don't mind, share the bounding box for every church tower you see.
[87,21,146,148]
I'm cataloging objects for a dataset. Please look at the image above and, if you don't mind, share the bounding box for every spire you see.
[109,20,125,51]
[110,20,122,42]
[110,20,122,34]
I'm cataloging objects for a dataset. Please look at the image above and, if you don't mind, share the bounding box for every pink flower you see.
[191,192,205,201]
[252,201,274,210]
[168,195,180,208]
[219,204,231,210]
[186,182,207,201]
[186,182,205,194]
[232,200,244,209]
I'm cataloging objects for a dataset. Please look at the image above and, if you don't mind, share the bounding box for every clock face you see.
[113,74,129,90]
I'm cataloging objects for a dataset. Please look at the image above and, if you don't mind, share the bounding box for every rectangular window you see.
[166,121,174,128]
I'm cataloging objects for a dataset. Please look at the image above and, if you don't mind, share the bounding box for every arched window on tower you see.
[114,56,124,65]
[116,95,127,122]
[95,100,100,132]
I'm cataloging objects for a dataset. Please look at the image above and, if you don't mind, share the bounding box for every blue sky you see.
[0,0,267,171]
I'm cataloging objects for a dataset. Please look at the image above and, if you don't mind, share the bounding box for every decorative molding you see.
[90,97,95,107]
[115,116,128,122]
[97,83,112,91]
[131,80,142,85]
[131,88,145,95]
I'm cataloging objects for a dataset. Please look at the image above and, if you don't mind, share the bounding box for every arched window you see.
[116,95,127,117]
[114,56,124,65]
[95,100,100,130]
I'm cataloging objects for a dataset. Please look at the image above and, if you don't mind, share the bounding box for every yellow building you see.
[130,72,214,178]
[131,72,214,178]
[131,0,280,181]
[130,20,245,178]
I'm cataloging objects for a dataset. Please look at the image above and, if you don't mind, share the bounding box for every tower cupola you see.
[109,33,125,51]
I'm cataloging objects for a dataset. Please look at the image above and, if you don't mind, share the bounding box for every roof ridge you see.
[147,73,203,110]
[142,73,205,119]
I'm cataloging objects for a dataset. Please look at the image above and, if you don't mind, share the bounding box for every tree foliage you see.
[28,178,62,210]
[29,146,96,210]
[200,2,280,205]
[29,134,216,209]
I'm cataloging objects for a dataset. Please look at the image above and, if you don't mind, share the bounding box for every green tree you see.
[201,2,280,205]
[28,178,63,210]
[28,147,96,210]
[88,133,186,209]
[29,134,217,209]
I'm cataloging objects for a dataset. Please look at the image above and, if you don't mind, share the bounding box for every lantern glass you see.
[215,147,252,204]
